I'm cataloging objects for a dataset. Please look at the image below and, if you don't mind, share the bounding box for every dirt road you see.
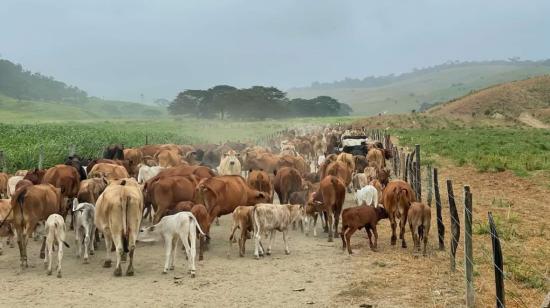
[0,193,463,308]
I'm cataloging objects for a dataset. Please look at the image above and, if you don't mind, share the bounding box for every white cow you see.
[137,165,164,184]
[217,150,241,176]
[139,211,205,277]
[44,214,70,278]
[72,200,96,263]
[355,185,379,207]
[253,203,303,259]
[7,176,23,198]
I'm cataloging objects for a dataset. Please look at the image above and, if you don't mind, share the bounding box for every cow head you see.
[223,150,240,166]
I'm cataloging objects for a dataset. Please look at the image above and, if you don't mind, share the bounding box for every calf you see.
[228,206,255,257]
[382,180,416,248]
[306,176,346,242]
[340,205,389,255]
[0,199,15,255]
[43,214,70,278]
[355,185,378,207]
[408,202,431,256]
[72,199,96,263]
[166,201,211,261]
[139,212,205,277]
[252,203,303,259]
[137,165,164,184]
[352,173,369,191]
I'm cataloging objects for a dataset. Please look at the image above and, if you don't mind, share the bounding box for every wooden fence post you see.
[411,161,417,194]
[447,179,460,272]
[434,168,445,250]
[38,145,44,170]
[415,144,421,201]
[488,212,505,308]
[426,165,433,207]
[464,186,474,308]
[405,153,410,182]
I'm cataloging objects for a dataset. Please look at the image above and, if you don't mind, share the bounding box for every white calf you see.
[137,165,164,184]
[44,214,70,278]
[355,185,379,207]
[139,212,205,277]
[72,199,96,263]
[7,176,23,198]
[253,203,303,259]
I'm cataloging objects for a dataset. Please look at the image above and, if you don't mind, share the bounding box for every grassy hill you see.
[0,95,167,122]
[288,60,550,115]
[428,75,550,126]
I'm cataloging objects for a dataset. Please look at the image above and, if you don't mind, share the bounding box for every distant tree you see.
[154,98,170,107]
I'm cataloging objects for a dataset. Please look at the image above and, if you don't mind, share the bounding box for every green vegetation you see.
[169,85,352,120]
[395,128,550,176]
[0,95,167,122]
[289,60,550,115]
[0,116,352,172]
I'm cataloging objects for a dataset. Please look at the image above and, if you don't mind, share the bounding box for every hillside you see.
[288,60,550,115]
[428,75,550,126]
[0,95,166,122]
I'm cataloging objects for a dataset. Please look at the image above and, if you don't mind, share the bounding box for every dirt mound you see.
[428,75,550,125]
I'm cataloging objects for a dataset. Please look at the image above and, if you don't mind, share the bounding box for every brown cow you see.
[123,148,143,177]
[42,165,81,222]
[277,154,308,175]
[408,202,431,256]
[0,172,9,198]
[382,180,416,248]
[336,153,355,176]
[10,184,64,268]
[86,159,132,176]
[145,175,197,223]
[247,170,273,202]
[325,161,352,188]
[24,168,46,184]
[77,177,109,204]
[273,167,302,204]
[166,201,211,261]
[319,154,338,180]
[197,175,269,226]
[155,149,185,168]
[340,205,389,255]
[140,144,183,157]
[307,176,346,242]
[154,165,216,181]
[0,199,15,254]
[88,163,129,180]
[95,180,143,276]
[367,148,385,171]
[242,151,279,175]
[353,155,368,173]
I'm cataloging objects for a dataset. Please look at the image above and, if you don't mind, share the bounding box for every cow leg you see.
[422,227,429,256]
[188,225,197,277]
[253,229,262,259]
[90,226,96,255]
[102,233,113,268]
[46,241,54,275]
[179,230,193,277]
[372,226,379,251]
[322,211,329,233]
[113,235,124,277]
[198,234,204,261]
[162,235,172,274]
[327,211,334,242]
[333,209,341,239]
[266,230,275,256]
[340,226,347,250]
[83,228,91,264]
[170,237,178,271]
[39,235,46,259]
[56,239,64,278]
[15,225,25,268]
[239,228,247,257]
[400,216,408,248]
[75,226,82,259]
[282,230,290,255]
[126,245,135,276]
[389,213,397,246]
[345,227,356,255]
[366,228,375,251]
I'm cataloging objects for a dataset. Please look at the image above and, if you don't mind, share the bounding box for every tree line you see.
[0,59,87,102]
[168,85,352,119]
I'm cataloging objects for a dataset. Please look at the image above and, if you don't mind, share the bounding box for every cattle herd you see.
[0,125,431,280]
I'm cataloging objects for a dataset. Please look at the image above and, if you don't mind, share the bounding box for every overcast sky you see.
[1,0,549,102]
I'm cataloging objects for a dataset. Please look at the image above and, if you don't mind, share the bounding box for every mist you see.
[1,0,549,102]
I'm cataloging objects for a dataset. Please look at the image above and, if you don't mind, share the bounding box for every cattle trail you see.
[0,192,463,307]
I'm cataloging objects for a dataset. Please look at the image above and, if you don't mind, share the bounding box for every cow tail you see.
[189,213,206,235]
[122,196,130,253]
[15,187,28,227]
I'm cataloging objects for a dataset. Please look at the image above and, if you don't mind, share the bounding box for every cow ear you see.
[257,192,266,199]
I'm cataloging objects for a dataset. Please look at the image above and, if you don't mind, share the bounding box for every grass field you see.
[0,116,354,172]
[289,63,550,115]
[394,127,550,177]
[0,95,167,122]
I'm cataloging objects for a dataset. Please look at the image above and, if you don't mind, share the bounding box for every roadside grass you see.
[394,128,550,177]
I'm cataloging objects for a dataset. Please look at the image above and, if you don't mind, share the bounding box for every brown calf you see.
[408,202,431,256]
[340,205,389,255]
[228,206,255,257]
[382,180,416,248]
